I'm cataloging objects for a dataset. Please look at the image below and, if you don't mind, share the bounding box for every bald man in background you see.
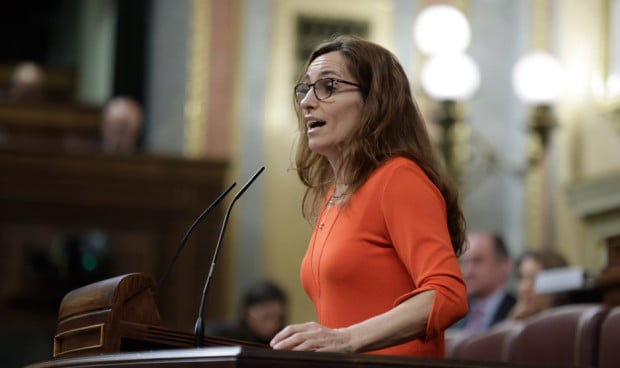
[450,232,516,334]
[101,96,143,154]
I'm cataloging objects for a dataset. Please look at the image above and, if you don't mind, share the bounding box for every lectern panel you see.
[25,346,544,368]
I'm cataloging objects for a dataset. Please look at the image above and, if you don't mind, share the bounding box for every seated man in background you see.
[206,280,287,345]
[8,61,46,102]
[450,232,516,334]
[101,96,143,154]
[508,250,569,321]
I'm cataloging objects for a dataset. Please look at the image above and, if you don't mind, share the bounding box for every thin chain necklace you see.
[318,191,346,230]
[328,192,346,205]
[318,203,332,230]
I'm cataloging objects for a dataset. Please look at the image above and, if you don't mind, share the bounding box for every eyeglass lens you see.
[295,79,334,103]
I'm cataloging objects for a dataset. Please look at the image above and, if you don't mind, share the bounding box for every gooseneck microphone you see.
[153,182,237,296]
[193,166,265,347]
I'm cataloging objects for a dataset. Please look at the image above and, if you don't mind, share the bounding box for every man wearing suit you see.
[450,232,516,334]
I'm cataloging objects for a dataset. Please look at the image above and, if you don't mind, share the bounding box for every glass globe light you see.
[421,53,481,100]
[512,51,565,104]
[413,5,471,55]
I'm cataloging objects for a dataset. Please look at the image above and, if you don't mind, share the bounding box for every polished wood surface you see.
[52,273,264,359]
[27,345,542,368]
[0,102,101,152]
[54,273,161,357]
[0,148,229,332]
[58,274,161,326]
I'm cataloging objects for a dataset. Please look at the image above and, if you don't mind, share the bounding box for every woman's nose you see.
[300,87,318,109]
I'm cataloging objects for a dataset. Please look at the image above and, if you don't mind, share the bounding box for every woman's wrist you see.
[336,326,360,353]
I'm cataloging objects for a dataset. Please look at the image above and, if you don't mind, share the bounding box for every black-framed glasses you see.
[294,78,362,103]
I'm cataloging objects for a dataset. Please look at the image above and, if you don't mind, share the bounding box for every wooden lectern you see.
[28,273,540,368]
[52,273,263,359]
[24,345,541,368]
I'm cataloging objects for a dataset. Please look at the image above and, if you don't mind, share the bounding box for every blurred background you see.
[0,0,619,366]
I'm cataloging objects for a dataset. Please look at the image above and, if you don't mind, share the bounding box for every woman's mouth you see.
[308,121,326,129]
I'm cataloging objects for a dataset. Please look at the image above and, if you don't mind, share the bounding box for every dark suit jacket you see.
[449,292,517,330]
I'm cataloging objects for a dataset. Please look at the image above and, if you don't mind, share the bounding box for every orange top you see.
[300,157,467,357]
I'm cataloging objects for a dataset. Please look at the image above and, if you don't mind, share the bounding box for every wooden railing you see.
[0,148,229,333]
[0,101,102,152]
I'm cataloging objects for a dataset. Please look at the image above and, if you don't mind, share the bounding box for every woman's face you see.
[299,51,364,165]
[517,257,553,316]
[245,300,286,342]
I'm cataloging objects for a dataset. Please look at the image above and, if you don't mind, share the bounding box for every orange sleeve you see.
[381,162,468,340]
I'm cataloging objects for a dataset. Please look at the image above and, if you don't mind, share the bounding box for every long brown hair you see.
[294,35,466,256]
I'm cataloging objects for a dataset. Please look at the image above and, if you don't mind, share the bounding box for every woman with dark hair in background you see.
[206,280,287,345]
[509,250,569,320]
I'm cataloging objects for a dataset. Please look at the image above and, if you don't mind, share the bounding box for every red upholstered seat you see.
[510,304,609,367]
[454,320,524,362]
[598,306,620,368]
[444,329,474,359]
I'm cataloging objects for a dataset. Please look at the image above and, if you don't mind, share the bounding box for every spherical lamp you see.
[512,51,565,104]
[413,5,471,56]
[421,53,481,101]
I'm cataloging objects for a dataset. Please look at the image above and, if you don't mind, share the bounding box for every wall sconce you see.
[414,5,480,182]
[512,51,565,164]
[420,53,481,180]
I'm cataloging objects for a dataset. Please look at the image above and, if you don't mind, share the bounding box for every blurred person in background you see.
[206,280,287,345]
[101,96,143,154]
[508,250,569,321]
[8,61,46,102]
[451,232,515,334]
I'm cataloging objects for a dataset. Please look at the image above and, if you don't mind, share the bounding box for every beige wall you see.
[555,0,620,271]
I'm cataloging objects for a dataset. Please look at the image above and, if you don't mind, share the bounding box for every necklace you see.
[318,202,332,230]
[318,184,348,230]
[319,192,345,229]
[328,193,345,206]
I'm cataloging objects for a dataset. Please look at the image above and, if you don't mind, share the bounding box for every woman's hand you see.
[270,322,356,353]
[271,290,436,354]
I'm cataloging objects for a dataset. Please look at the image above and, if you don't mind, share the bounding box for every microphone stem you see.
[194,262,216,347]
[192,166,264,348]
[194,316,204,348]
[154,182,237,296]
